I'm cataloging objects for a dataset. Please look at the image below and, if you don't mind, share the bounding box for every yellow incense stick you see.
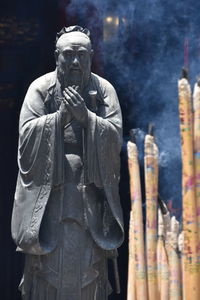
[127,141,137,300]
[145,134,158,300]
[178,77,199,299]
[167,217,182,300]
[127,210,136,300]
[193,82,200,242]
[127,141,148,300]
[157,208,169,300]
[178,230,184,297]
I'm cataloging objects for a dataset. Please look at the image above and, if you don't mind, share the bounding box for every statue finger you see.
[62,99,71,112]
[63,99,73,114]
[63,91,74,107]
[68,86,84,103]
[63,90,71,101]
[75,86,79,91]
[65,88,78,104]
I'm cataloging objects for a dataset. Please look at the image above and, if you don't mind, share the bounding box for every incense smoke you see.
[63,0,200,220]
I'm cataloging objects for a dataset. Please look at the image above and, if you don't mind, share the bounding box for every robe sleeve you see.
[86,81,122,187]
[11,78,64,254]
[85,78,124,250]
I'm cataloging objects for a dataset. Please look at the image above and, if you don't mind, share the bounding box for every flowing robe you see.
[11,70,124,299]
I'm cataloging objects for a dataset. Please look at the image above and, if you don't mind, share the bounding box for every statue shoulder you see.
[22,71,56,111]
[28,71,56,95]
[91,73,119,110]
[91,73,117,95]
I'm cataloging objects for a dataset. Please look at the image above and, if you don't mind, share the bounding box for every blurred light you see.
[103,16,119,42]
[121,17,127,24]
[115,17,119,26]
[105,16,113,24]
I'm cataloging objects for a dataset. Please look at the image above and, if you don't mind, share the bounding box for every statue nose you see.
[72,56,79,67]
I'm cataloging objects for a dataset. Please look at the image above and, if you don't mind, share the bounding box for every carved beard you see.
[57,66,90,91]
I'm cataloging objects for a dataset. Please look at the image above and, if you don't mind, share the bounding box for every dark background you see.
[1,0,200,299]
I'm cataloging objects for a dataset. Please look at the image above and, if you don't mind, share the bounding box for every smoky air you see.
[66,0,200,220]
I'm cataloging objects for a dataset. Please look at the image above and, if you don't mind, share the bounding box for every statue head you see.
[55,26,93,90]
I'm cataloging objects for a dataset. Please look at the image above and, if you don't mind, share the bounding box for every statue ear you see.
[90,49,94,60]
[55,49,59,66]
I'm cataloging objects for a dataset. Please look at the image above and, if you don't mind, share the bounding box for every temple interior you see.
[1,0,200,299]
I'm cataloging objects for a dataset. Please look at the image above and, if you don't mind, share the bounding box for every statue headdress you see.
[56,25,90,44]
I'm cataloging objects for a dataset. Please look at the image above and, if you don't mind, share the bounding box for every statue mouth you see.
[69,69,82,77]
[70,68,81,71]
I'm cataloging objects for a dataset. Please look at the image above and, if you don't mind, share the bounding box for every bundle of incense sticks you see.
[127,129,160,300]
[127,133,182,300]
[127,71,200,299]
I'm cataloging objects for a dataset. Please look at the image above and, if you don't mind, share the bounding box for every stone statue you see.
[11,25,124,300]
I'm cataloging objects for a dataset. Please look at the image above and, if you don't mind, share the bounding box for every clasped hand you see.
[59,86,88,126]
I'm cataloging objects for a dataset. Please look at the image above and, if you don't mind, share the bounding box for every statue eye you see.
[64,50,73,56]
[79,51,87,57]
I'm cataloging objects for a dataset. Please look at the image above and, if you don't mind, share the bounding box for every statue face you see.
[55,32,93,90]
